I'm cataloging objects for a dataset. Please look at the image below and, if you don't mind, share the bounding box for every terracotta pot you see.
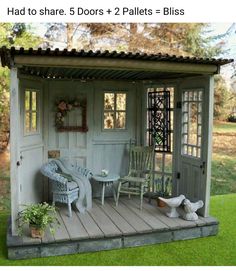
[30,224,44,238]
[157,198,166,208]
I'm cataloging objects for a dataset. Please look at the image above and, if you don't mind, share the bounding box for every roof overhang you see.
[0,47,234,80]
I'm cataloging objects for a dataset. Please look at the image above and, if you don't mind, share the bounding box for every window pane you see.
[116,93,126,110]
[183,145,188,154]
[199,91,203,101]
[188,102,198,145]
[31,112,37,132]
[116,112,126,129]
[184,91,188,101]
[104,112,114,129]
[25,112,30,133]
[188,91,193,101]
[32,91,37,111]
[25,91,30,111]
[181,90,203,158]
[104,93,114,110]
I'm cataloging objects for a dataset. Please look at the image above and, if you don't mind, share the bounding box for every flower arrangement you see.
[55,98,88,132]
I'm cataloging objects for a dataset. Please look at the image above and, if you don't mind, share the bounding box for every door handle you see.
[200,162,206,174]
[17,155,23,166]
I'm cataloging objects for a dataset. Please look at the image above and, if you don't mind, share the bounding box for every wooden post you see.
[202,75,214,217]
[10,68,20,235]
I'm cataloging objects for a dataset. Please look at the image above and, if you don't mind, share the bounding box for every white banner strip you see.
[0,0,235,23]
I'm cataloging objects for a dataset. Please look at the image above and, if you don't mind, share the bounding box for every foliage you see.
[228,114,236,122]
[1,194,236,265]
[43,23,225,58]
[17,202,59,235]
[0,67,10,150]
[214,75,232,120]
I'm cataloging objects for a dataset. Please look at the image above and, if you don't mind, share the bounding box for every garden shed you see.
[0,46,233,259]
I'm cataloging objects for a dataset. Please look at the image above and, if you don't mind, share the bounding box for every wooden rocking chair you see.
[116,145,154,210]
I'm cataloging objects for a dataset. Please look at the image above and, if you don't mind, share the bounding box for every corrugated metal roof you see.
[20,65,191,80]
[0,46,234,68]
[0,46,234,80]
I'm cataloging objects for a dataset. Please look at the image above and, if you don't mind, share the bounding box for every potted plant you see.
[155,177,172,207]
[17,202,60,238]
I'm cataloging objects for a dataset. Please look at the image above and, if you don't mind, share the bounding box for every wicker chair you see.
[116,145,154,210]
[41,159,92,217]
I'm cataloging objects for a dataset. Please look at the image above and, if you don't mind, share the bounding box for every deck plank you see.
[176,207,206,226]
[106,198,152,233]
[94,199,136,235]
[140,198,196,228]
[41,226,55,244]
[132,197,181,229]
[75,211,104,239]
[88,201,122,237]
[53,211,70,242]
[158,206,198,228]
[59,207,89,240]
[120,198,169,231]
[198,216,218,225]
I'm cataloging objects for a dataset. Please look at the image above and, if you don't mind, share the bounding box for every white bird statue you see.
[158,194,185,218]
[182,199,204,221]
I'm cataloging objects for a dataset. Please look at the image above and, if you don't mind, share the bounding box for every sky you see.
[210,23,236,80]
[211,23,236,58]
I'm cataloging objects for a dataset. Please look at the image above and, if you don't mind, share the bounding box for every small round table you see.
[92,174,120,205]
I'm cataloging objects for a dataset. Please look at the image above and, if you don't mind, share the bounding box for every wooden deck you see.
[7,197,219,259]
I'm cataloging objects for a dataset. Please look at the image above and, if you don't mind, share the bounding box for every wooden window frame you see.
[24,89,39,136]
[181,88,203,159]
[103,91,127,131]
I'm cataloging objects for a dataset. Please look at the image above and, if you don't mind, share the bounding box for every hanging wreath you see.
[55,98,88,132]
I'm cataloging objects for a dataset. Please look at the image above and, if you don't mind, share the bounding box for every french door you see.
[174,76,213,216]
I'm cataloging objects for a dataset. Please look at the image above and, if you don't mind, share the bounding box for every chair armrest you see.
[41,163,69,185]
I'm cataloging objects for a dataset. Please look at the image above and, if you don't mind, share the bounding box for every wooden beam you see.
[14,56,218,75]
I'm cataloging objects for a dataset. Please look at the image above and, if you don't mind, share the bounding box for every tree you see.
[42,23,225,58]
[0,23,41,151]
[214,75,233,120]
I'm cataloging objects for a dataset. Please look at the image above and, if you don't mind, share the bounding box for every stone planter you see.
[29,224,44,238]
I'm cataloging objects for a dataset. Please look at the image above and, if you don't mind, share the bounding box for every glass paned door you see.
[181,89,203,158]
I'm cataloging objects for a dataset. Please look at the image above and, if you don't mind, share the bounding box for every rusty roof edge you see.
[0,46,234,69]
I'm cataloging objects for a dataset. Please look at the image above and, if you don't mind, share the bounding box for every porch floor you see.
[7,197,219,259]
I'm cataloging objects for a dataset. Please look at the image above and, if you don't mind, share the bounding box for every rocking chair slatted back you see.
[116,145,154,210]
[128,146,154,178]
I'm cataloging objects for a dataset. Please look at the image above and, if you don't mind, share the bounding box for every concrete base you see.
[7,220,219,260]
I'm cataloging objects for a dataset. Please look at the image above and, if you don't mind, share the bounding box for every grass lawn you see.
[0,193,236,266]
[213,121,236,134]
[211,154,236,195]
[211,121,236,195]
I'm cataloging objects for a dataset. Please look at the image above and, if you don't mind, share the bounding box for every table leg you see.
[112,184,117,203]
[101,182,105,205]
